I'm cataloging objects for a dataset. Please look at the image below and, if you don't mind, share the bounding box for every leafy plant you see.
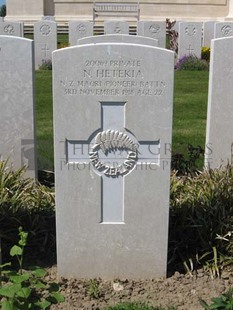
[200,288,233,309]
[0,227,64,309]
[0,160,56,264]
[166,18,178,53]
[88,279,101,299]
[171,144,204,175]
[176,55,209,71]
[0,5,6,17]
[202,47,211,62]
[39,60,52,70]
[169,165,233,274]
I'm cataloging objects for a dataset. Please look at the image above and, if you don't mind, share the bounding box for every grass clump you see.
[39,60,52,70]
[0,161,56,264]
[169,165,233,276]
[176,55,209,71]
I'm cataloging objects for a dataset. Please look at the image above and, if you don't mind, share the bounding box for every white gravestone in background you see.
[0,36,36,178]
[205,37,233,169]
[78,34,158,47]
[69,21,93,46]
[53,43,174,279]
[203,21,216,47]
[178,22,202,61]
[214,22,233,38]
[34,20,57,69]
[0,21,23,37]
[137,21,166,48]
[104,21,129,34]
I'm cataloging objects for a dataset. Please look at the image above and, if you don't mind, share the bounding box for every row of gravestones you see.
[0,34,232,279]
[2,19,233,66]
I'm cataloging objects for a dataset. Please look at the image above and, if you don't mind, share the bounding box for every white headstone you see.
[214,22,233,38]
[104,21,129,34]
[203,21,216,47]
[34,20,57,69]
[0,21,23,37]
[53,43,174,279]
[0,36,36,178]
[78,34,158,47]
[69,21,93,46]
[205,37,233,169]
[0,17,3,22]
[137,21,166,48]
[178,22,202,60]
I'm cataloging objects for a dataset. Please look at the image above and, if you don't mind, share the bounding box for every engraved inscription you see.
[60,58,167,97]
[40,24,51,36]
[185,25,197,36]
[77,23,86,34]
[149,24,161,34]
[89,130,138,177]
[221,25,232,36]
[114,26,121,33]
[4,24,14,34]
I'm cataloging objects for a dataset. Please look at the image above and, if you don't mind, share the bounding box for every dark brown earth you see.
[48,266,233,310]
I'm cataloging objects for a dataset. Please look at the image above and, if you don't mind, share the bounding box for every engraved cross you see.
[41,44,50,60]
[186,44,194,56]
[67,102,159,224]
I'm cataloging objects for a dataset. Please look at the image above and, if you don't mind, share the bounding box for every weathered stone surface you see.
[0,36,36,178]
[205,37,233,168]
[78,34,158,46]
[104,21,129,34]
[34,20,57,69]
[137,21,166,48]
[53,42,174,279]
[214,22,233,38]
[203,21,216,47]
[0,21,23,37]
[69,20,93,46]
[178,22,202,60]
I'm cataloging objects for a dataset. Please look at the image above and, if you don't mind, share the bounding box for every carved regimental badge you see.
[40,24,51,36]
[4,24,14,35]
[89,130,138,177]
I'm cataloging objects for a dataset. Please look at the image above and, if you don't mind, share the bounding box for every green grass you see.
[173,70,209,154]
[35,70,209,171]
[35,71,53,170]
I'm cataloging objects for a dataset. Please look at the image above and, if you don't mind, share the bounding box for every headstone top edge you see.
[0,35,33,43]
[53,42,174,55]
[212,35,233,43]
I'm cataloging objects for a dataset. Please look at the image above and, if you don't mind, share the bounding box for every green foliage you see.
[0,160,56,264]
[176,55,209,71]
[166,18,178,53]
[202,47,211,62]
[106,303,177,310]
[0,227,64,309]
[0,5,6,17]
[88,279,101,299]
[169,165,233,275]
[171,144,204,175]
[39,60,52,70]
[200,288,233,309]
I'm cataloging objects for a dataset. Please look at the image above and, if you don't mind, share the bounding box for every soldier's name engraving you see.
[60,58,167,97]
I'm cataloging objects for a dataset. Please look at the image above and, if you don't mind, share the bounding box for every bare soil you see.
[48,266,233,310]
